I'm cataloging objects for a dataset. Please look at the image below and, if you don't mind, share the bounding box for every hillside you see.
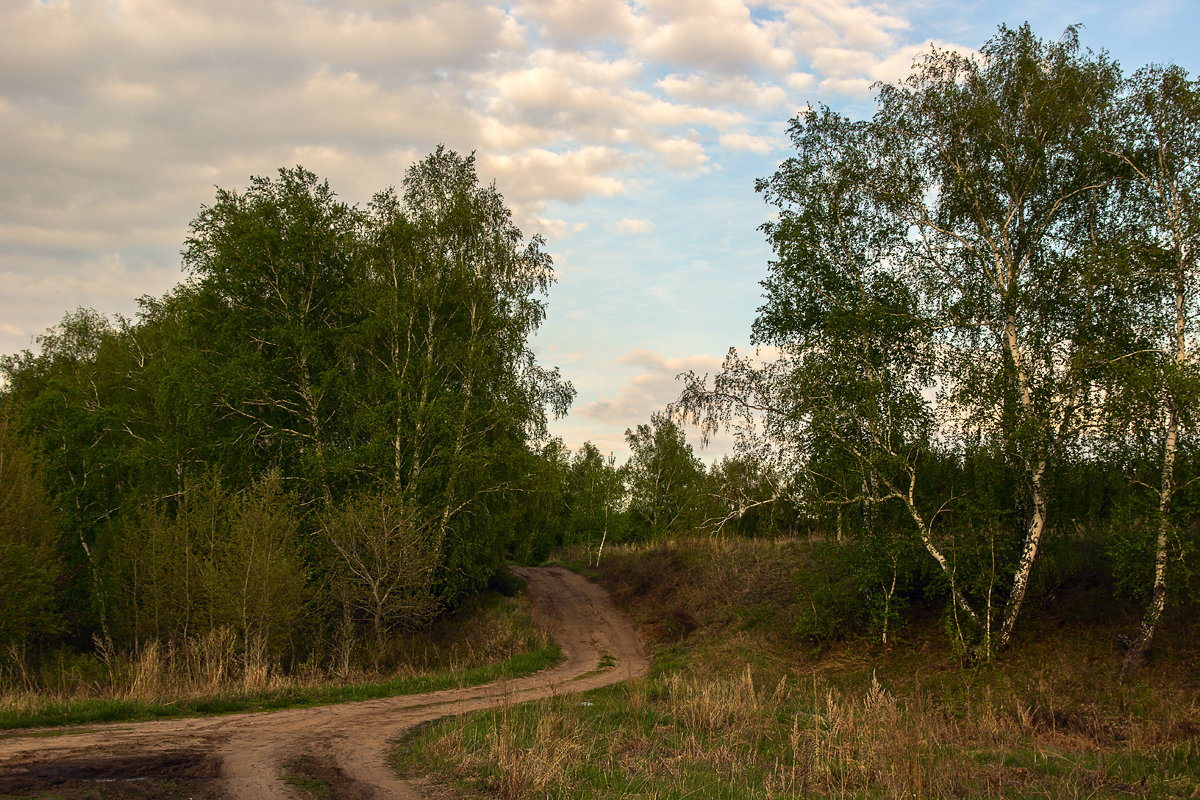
[397,537,1200,799]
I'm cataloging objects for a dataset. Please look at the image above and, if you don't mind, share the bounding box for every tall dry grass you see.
[0,593,551,720]
[0,627,292,713]
[410,664,1199,799]
[400,537,1200,799]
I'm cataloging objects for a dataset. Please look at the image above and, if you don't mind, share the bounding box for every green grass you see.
[394,537,1200,799]
[0,643,559,730]
[0,589,561,731]
[280,757,336,799]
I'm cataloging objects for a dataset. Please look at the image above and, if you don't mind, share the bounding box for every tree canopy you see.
[678,24,1200,664]
[0,148,573,667]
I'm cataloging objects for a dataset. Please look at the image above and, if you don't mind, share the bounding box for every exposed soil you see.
[0,567,650,799]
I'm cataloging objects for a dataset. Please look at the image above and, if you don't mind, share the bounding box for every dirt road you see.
[0,566,649,799]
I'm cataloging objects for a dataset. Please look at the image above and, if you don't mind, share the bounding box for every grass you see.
[0,590,560,730]
[394,537,1200,799]
[281,757,336,799]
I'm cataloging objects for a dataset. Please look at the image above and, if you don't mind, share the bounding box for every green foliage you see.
[0,406,62,649]
[790,541,864,646]
[0,148,572,672]
[566,442,626,554]
[623,413,707,541]
[320,488,440,662]
[674,24,1200,660]
[104,469,307,663]
[701,455,785,538]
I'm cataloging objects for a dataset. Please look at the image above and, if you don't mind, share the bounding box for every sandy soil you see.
[0,566,650,799]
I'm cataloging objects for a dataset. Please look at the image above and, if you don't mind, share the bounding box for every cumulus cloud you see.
[564,348,740,461]
[579,349,722,424]
[634,0,795,75]
[515,0,639,46]
[657,73,789,108]
[481,146,632,206]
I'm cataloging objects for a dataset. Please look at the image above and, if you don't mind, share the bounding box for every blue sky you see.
[2,0,1197,461]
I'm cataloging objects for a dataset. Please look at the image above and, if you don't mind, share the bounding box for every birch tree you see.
[676,106,982,648]
[875,24,1121,649]
[360,148,574,599]
[1107,65,1200,676]
[623,413,706,540]
[569,442,625,565]
[680,26,1125,656]
[320,489,439,668]
[182,167,365,503]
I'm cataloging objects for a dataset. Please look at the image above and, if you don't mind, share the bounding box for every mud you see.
[0,747,225,798]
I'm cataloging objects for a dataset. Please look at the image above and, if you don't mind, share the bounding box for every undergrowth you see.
[0,590,559,729]
[396,537,1200,799]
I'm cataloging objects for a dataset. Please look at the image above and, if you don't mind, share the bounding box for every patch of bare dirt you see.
[0,747,225,798]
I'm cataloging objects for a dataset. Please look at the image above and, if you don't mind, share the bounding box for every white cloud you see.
[786,71,817,90]
[563,348,739,461]
[657,73,789,108]
[0,0,1004,455]
[606,217,655,234]
[718,132,781,154]
[0,250,183,356]
[579,349,722,424]
[481,146,632,204]
[634,0,795,75]
[515,0,639,46]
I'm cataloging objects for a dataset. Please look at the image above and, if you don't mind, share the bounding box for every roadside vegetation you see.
[396,537,1200,799]
[0,585,556,729]
[2,21,1200,798]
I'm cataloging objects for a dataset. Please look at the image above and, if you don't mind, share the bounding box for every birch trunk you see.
[1122,272,1186,677]
[996,313,1050,650]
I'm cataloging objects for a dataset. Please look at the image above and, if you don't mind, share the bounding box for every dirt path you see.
[0,566,649,799]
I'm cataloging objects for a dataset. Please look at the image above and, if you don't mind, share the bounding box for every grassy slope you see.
[0,589,560,730]
[396,538,1200,799]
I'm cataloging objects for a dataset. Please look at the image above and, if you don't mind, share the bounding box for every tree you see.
[568,442,625,565]
[358,148,574,600]
[106,469,307,669]
[876,25,1122,649]
[203,471,307,673]
[0,308,128,643]
[701,454,786,539]
[183,166,365,502]
[1,149,574,663]
[677,106,977,647]
[0,405,62,652]
[623,413,706,540]
[320,490,439,670]
[680,25,1127,657]
[1106,65,1200,675]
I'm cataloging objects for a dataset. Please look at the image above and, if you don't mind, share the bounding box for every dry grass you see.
[405,664,1200,798]
[0,592,552,721]
[399,537,1200,799]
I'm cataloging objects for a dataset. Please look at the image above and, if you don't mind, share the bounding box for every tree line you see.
[0,148,573,674]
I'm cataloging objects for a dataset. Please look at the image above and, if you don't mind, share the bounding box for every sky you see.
[2,0,1198,463]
